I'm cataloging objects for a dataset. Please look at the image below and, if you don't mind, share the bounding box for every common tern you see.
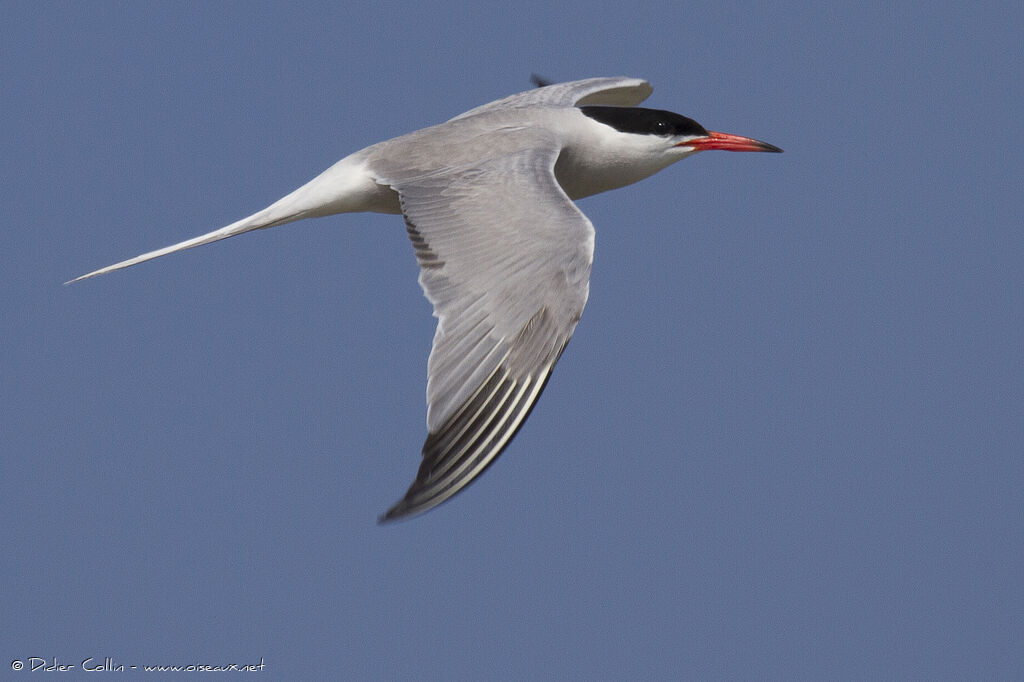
[69,77,782,521]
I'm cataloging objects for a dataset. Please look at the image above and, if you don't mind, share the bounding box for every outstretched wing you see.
[448,76,653,122]
[378,144,594,521]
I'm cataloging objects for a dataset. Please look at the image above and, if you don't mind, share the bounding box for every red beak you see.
[677,131,783,153]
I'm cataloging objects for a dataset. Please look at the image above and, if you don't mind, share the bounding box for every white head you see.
[556,106,782,199]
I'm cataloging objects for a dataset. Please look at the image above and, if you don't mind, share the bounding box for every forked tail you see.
[67,213,289,284]
[66,155,378,284]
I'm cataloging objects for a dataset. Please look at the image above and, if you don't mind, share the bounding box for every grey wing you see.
[378,145,595,521]
[449,76,653,122]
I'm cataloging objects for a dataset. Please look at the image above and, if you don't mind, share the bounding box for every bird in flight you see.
[70,77,782,521]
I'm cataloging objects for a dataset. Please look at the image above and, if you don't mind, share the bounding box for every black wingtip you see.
[530,73,554,88]
[378,501,414,524]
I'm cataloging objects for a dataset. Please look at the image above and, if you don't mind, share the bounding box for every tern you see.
[69,77,782,521]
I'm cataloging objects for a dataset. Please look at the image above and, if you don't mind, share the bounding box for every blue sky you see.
[3,2,1022,679]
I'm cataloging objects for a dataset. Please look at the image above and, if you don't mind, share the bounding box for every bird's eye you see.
[653,120,671,135]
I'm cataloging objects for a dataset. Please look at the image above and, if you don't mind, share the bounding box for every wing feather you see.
[448,76,652,122]
[377,144,594,521]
